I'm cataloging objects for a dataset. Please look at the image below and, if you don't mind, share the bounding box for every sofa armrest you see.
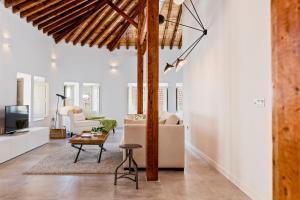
[73,120,100,128]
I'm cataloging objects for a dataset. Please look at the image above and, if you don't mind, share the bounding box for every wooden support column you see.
[272,0,300,199]
[146,0,159,181]
[137,0,146,114]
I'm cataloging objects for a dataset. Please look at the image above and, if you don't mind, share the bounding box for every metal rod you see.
[189,0,205,29]
[165,19,204,32]
[172,35,203,65]
[183,33,205,59]
[183,2,202,28]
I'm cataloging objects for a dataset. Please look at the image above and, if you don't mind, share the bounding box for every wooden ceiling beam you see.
[80,0,122,46]
[4,0,28,8]
[12,0,46,13]
[43,1,100,35]
[47,12,94,37]
[32,0,90,27]
[178,35,182,49]
[94,0,134,47]
[20,0,62,18]
[126,31,130,49]
[69,11,102,44]
[108,1,138,28]
[28,0,80,23]
[89,0,131,47]
[161,0,173,49]
[170,5,182,49]
[53,0,108,44]
[97,21,123,48]
[107,9,138,51]
[38,0,98,31]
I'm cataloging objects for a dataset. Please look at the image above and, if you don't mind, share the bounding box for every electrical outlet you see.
[254,99,266,107]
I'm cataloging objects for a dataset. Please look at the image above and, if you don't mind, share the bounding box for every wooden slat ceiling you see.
[4,0,182,51]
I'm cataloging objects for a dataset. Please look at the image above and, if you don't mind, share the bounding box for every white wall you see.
[49,43,183,126]
[183,0,272,199]
[0,3,52,129]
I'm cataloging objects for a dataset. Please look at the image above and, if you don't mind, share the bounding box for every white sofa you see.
[123,113,185,169]
[59,106,99,134]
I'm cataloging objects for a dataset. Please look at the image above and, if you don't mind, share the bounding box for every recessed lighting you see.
[3,32,10,39]
[2,43,11,50]
[51,61,57,68]
[51,53,57,60]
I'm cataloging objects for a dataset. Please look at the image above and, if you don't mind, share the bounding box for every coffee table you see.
[69,133,109,163]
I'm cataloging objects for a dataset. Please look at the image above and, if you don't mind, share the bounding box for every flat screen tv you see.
[5,105,29,134]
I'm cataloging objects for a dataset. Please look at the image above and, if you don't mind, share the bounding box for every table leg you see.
[114,149,129,185]
[98,144,104,163]
[132,157,139,189]
[74,144,82,163]
[72,144,85,152]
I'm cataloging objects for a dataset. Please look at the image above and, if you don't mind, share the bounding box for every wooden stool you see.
[114,144,142,189]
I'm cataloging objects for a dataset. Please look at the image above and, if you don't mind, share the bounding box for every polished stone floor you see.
[0,130,250,200]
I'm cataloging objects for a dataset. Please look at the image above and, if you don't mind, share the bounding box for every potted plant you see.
[91,126,109,135]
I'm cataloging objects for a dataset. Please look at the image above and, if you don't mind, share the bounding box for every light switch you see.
[254,98,266,107]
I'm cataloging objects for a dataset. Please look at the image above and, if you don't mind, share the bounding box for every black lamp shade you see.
[56,94,66,100]
[164,63,175,74]
[159,14,165,25]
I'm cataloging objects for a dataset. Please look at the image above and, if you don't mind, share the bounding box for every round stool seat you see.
[119,144,142,149]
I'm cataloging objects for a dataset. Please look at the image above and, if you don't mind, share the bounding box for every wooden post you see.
[137,0,145,114]
[146,0,159,181]
[272,0,300,199]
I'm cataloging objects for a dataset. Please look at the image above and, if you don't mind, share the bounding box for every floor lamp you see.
[55,94,66,128]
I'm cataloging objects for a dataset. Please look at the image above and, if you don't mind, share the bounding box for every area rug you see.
[24,143,123,175]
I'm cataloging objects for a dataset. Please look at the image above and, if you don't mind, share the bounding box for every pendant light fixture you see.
[161,0,207,74]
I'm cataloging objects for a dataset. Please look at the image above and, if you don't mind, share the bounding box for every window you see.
[82,83,100,114]
[33,76,48,121]
[64,82,79,106]
[158,83,168,113]
[128,83,146,114]
[17,73,32,120]
[128,83,168,114]
[176,83,183,114]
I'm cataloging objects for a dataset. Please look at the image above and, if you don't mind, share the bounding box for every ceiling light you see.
[164,63,175,74]
[110,63,118,73]
[2,43,11,50]
[3,32,10,39]
[51,61,57,68]
[175,58,187,72]
[174,0,185,5]
[51,53,57,60]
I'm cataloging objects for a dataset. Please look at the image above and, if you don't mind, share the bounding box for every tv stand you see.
[0,127,49,164]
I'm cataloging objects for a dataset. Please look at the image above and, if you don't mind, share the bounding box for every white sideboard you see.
[0,127,49,164]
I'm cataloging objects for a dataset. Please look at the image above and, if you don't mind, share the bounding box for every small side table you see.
[114,144,142,189]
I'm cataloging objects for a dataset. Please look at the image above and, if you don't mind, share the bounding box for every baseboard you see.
[186,143,265,200]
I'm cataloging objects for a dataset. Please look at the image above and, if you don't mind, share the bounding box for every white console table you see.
[0,127,49,164]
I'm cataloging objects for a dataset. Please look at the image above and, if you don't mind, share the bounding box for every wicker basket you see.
[50,128,66,139]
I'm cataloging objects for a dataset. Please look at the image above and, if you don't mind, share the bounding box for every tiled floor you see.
[0,130,250,200]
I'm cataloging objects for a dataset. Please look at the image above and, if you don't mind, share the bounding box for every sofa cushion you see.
[125,119,146,124]
[165,114,180,125]
[73,113,86,121]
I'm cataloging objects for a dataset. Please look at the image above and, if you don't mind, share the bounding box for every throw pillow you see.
[165,114,179,125]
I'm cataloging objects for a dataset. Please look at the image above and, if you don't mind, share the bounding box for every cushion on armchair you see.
[73,113,86,121]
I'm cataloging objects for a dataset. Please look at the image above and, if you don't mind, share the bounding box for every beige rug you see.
[24,143,123,175]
